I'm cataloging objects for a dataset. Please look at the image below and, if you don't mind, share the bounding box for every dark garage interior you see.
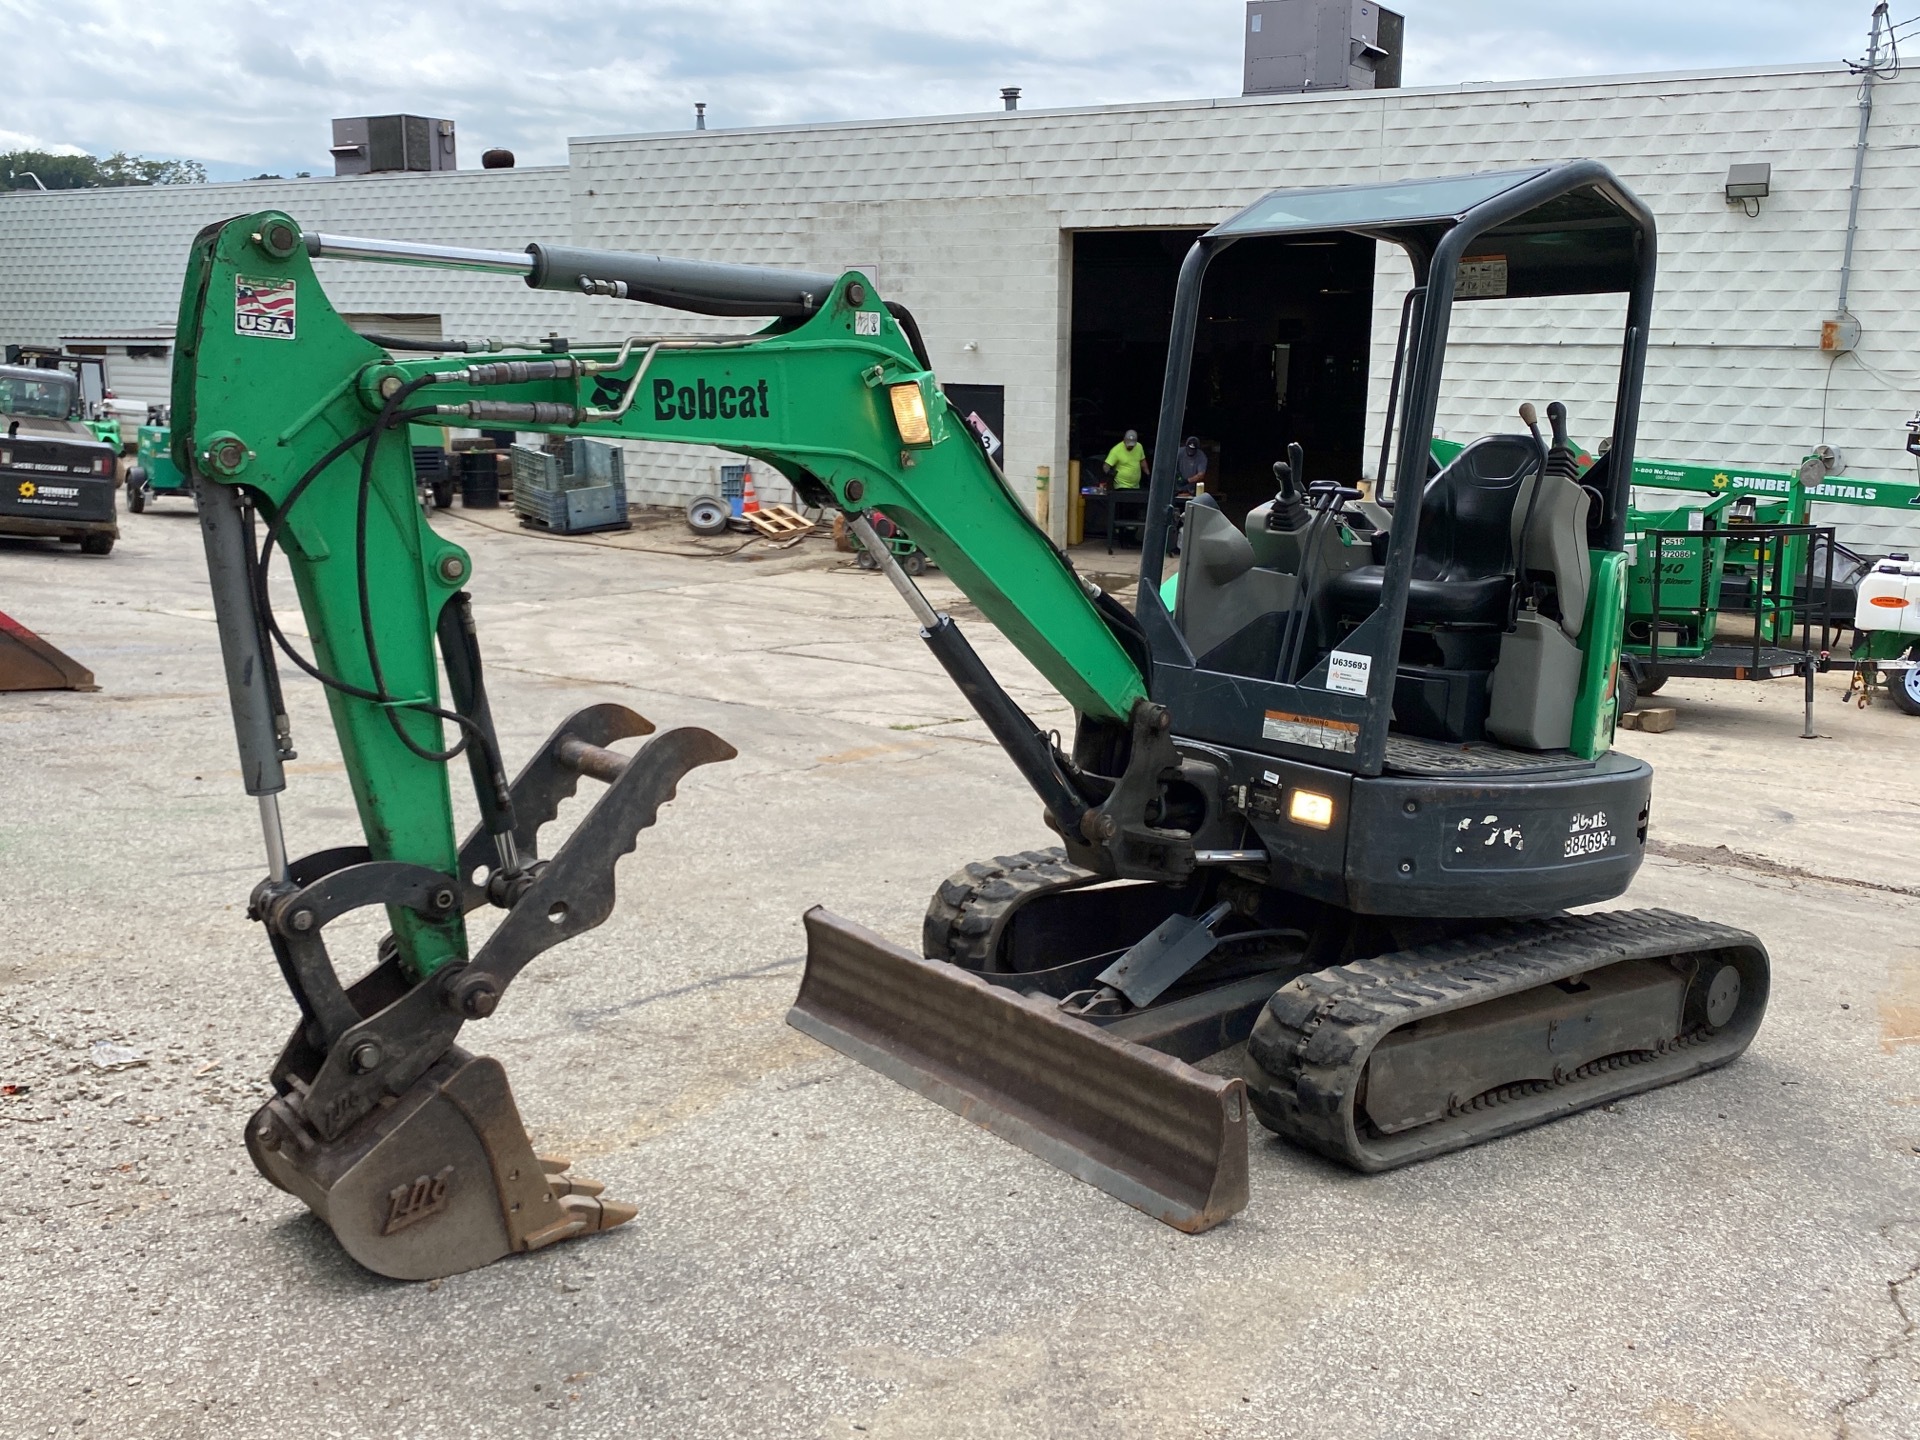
[1069,228,1376,527]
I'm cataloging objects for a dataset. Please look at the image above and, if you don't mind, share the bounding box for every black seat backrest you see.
[1413,435,1539,583]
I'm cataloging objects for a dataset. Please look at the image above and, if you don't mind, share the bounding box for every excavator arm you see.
[174,213,1185,1277]
[178,216,1154,883]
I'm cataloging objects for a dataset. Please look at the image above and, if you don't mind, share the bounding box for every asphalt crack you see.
[1834,1228,1920,1438]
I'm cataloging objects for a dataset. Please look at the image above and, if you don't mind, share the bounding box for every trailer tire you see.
[1638,668,1666,696]
[686,495,730,536]
[1894,649,1920,717]
[127,467,148,513]
[1616,668,1639,717]
[79,533,114,556]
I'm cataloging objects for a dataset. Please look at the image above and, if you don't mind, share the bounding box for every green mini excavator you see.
[175,160,1767,1279]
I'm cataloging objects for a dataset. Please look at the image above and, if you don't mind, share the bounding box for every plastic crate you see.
[511,440,630,534]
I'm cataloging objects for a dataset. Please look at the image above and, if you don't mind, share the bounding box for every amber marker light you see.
[889,382,933,447]
[1288,789,1335,829]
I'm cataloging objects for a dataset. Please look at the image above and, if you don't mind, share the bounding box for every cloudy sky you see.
[0,0,1891,179]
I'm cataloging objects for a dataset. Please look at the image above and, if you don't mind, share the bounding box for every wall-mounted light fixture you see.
[1725,162,1771,217]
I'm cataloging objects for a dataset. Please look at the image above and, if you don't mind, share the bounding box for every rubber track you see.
[921,847,1101,968]
[1244,907,1768,1171]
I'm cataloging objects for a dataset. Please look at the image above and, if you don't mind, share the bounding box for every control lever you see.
[1307,480,1363,513]
[1267,442,1311,530]
[1546,399,1571,454]
[1513,403,1551,620]
[1519,402,1548,472]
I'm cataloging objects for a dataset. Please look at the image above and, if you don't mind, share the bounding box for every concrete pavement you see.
[1,504,1916,1438]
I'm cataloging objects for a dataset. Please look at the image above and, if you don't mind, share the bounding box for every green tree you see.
[1,149,207,191]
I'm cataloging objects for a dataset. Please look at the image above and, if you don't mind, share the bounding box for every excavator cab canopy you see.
[1207,165,1643,301]
[1134,160,1656,779]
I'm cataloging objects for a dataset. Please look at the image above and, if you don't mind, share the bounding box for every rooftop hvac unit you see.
[1244,1,1403,97]
[330,115,458,176]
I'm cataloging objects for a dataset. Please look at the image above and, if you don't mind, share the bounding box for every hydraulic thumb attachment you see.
[245,705,736,1280]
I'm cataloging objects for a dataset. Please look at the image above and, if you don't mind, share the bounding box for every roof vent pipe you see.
[1001,87,1021,111]
[695,102,707,131]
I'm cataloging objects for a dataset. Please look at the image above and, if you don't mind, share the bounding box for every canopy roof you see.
[1209,161,1648,299]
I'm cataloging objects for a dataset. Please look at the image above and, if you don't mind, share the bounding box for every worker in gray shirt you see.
[1170,436,1207,555]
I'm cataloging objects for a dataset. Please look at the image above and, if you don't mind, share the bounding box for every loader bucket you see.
[246,1047,635,1281]
[0,609,96,691]
[789,908,1249,1232]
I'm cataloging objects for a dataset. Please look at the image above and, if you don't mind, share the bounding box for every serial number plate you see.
[1443,806,1624,870]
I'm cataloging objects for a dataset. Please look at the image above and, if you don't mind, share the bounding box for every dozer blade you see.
[0,608,97,691]
[247,1046,634,1282]
[790,908,1248,1233]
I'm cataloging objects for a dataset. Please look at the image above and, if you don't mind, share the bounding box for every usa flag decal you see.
[235,275,296,340]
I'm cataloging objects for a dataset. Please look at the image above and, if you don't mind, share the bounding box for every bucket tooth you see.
[545,1168,606,1199]
[246,1047,634,1281]
[789,907,1249,1233]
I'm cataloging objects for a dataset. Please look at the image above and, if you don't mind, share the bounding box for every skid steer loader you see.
[173,160,1764,1277]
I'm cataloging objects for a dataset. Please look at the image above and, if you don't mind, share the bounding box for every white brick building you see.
[4,61,1918,549]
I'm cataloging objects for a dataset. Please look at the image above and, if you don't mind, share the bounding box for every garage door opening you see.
[1069,229,1374,525]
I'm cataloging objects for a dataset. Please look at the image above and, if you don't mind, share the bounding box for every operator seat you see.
[1325,435,1540,629]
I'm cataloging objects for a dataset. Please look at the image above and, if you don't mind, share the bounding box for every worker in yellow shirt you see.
[1103,430,1149,490]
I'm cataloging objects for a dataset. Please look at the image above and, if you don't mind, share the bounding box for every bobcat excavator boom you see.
[179,163,1767,1273]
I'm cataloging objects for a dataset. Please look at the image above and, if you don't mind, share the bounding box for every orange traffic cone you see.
[740,471,761,514]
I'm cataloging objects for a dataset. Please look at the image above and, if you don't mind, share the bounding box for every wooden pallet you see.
[744,504,814,539]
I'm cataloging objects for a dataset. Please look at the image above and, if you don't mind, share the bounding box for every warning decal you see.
[235,275,297,340]
[1262,709,1359,754]
[1455,255,1508,299]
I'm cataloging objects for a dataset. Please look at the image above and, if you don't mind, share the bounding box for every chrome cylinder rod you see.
[258,794,290,885]
[850,515,940,628]
[302,233,534,276]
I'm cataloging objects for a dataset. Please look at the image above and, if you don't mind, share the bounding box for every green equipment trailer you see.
[1629,450,1920,716]
[125,419,192,511]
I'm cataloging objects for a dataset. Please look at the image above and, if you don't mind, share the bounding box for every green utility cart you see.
[1619,487,1835,733]
[125,421,193,511]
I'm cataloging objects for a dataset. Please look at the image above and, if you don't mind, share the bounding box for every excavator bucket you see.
[238,706,738,1282]
[789,909,1249,1232]
[0,608,96,691]
[247,1048,633,1282]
